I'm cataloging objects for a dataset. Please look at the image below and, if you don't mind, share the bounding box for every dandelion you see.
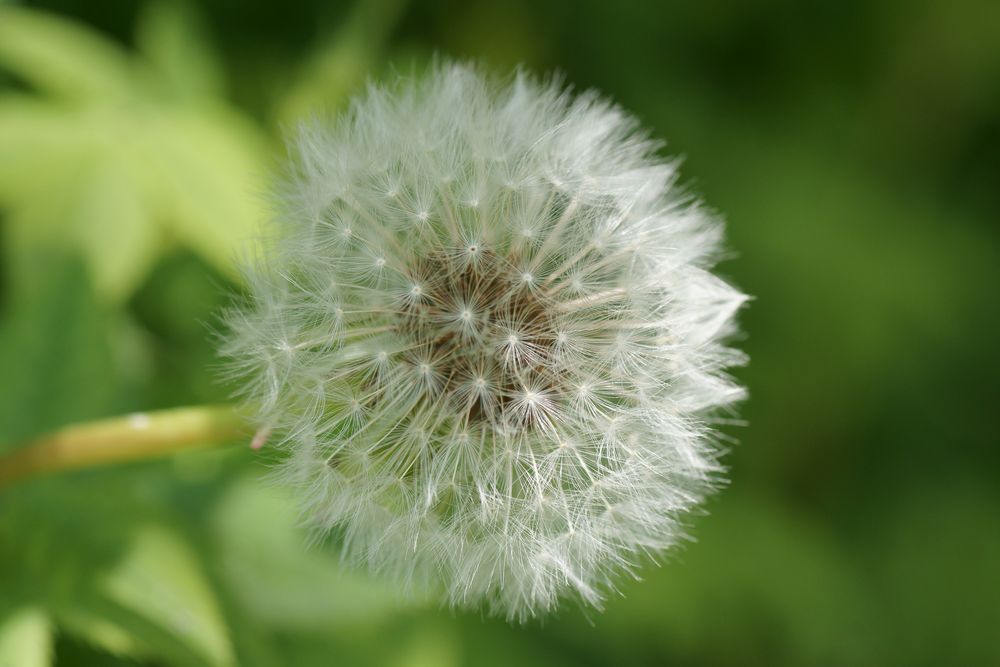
[220,62,748,621]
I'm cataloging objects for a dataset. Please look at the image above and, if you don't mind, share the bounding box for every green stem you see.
[0,404,250,487]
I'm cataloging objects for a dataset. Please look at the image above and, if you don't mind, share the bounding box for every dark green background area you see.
[1,0,998,665]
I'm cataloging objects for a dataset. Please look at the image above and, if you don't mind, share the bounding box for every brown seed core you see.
[395,249,559,427]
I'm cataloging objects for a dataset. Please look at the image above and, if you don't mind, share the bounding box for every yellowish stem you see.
[0,405,250,487]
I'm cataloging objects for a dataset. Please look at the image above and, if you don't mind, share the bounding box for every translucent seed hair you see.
[221,62,748,621]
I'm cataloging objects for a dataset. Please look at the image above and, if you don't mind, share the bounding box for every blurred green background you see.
[1,0,998,665]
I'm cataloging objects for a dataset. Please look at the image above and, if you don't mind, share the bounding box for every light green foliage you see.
[0,608,51,667]
[0,8,134,100]
[101,526,234,666]
[0,5,269,303]
[0,259,118,446]
[211,477,424,630]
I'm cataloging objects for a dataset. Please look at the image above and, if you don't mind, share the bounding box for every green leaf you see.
[0,7,133,100]
[99,525,235,667]
[211,475,423,630]
[0,8,270,304]
[142,105,267,282]
[0,257,118,446]
[0,608,51,667]
[136,2,225,100]
[0,469,242,667]
[76,152,162,304]
[2,148,162,307]
[54,608,146,662]
[0,97,90,205]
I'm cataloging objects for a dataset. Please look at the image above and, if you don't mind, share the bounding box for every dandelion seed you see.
[220,62,747,621]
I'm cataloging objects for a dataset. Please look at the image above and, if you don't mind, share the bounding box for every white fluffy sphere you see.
[222,63,747,620]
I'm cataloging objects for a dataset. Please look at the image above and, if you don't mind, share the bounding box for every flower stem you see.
[0,405,250,487]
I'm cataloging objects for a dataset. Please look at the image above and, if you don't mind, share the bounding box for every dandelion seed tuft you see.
[221,62,748,621]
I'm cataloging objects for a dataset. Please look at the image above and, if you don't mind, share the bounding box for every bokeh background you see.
[1,0,998,665]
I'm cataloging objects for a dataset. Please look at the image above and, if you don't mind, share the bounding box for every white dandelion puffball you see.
[222,63,747,621]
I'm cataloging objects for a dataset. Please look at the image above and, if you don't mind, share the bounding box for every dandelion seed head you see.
[220,62,747,621]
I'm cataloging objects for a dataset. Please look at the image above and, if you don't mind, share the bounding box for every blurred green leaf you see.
[100,525,235,667]
[67,152,160,303]
[0,96,90,204]
[0,607,51,667]
[142,105,269,283]
[211,475,423,630]
[55,607,146,662]
[0,7,269,304]
[0,469,245,667]
[0,7,133,100]
[136,2,225,99]
[0,257,118,446]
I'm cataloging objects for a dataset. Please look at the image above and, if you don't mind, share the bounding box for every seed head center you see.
[396,250,558,426]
